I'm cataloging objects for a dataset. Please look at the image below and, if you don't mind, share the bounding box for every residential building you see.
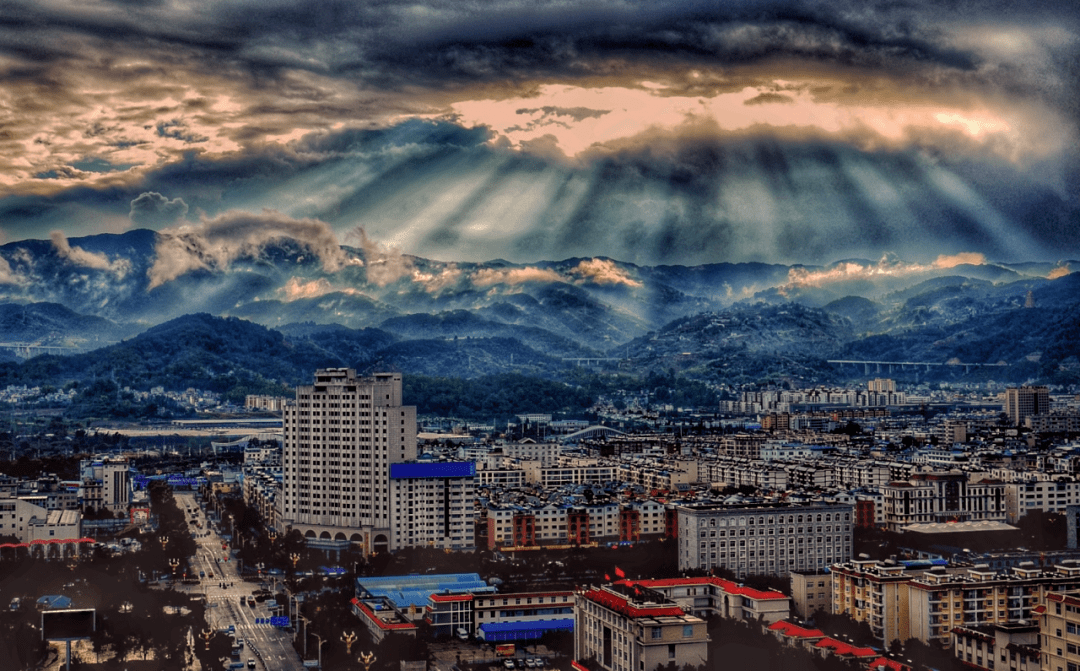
[79,457,131,514]
[281,369,417,553]
[1005,479,1080,523]
[791,571,832,619]
[1041,591,1080,671]
[1005,386,1050,426]
[831,559,1080,646]
[389,461,476,550]
[677,502,853,577]
[950,621,1039,671]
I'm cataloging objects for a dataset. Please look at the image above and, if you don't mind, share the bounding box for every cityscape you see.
[1,1,1079,671]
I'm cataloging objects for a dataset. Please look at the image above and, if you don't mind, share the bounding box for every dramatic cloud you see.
[0,0,1077,265]
[411,264,463,294]
[50,231,131,276]
[1048,263,1072,279]
[148,210,355,288]
[781,252,992,290]
[278,277,361,302]
[346,227,414,288]
[129,192,189,226]
[0,257,17,285]
[569,258,642,287]
[471,267,564,287]
[933,252,987,269]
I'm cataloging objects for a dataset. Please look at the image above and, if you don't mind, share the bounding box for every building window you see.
[683,625,693,637]
[652,627,662,639]
[668,644,676,659]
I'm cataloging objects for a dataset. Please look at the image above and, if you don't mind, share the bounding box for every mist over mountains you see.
[0,229,1077,391]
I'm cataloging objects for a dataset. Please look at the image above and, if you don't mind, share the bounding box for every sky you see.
[0,0,1078,267]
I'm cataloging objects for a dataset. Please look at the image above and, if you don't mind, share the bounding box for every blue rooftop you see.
[389,462,476,479]
[479,618,574,642]
[356,573,493,609]
[37,595,72,609]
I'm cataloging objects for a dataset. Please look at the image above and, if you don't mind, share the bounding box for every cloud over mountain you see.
[148,210,356,288]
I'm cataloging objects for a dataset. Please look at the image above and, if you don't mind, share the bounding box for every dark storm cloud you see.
[0,0,1077,265]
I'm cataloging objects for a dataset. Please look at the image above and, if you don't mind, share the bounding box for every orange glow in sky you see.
[447,81,1017,159]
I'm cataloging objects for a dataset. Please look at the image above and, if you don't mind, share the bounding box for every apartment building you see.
[1005,479,1080,523]
[1041,591,1080,671]
[1005,386,1050,426]
[950,621,1039,671]
[486,502,626,549]
[79,457,130,514]
[677,502,853,577]
[832,559,1080,646]
[389,461,476,550]
[574,583,708,671]
[242,465,282,531]
[281,369,417,553]
[791,571,832,619]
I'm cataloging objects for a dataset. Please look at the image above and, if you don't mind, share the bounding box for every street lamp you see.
[358,651,376,671]
[341,630,358,654]
[313,632,325,670]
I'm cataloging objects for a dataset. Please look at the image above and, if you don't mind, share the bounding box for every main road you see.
[174,492,305,671]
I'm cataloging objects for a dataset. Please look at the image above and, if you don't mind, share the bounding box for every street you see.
[175,492,305,671]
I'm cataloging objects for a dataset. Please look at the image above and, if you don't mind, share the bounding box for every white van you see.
[455,627,469,640]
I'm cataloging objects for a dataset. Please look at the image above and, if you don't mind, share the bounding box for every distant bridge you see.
[560,425,627,442]
[0,341,118,358]
[563,357,622,365]
[0,342,83,357]
[827,359,1009,374]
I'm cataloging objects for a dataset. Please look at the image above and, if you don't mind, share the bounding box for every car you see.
[503,661,516,670]
[199,571,205,578]
[525,660,537,668]
[247,658,256,669]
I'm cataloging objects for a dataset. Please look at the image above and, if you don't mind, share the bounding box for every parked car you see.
[503,661,515,670]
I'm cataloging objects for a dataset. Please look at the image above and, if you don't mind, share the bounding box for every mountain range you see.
[0,229,1077,391]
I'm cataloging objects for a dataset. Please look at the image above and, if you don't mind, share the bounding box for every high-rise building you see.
[868,378,896,393]
[1004,386,1050,426]
[79,457,130,514]
[282,369,417,554]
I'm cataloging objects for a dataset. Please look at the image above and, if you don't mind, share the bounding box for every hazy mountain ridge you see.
[0,229,1077,385]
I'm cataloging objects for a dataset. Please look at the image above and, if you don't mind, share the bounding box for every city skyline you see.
[0,0,1077,268]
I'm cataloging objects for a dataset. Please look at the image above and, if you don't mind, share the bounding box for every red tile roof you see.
[581,588,684,618]
[768,620,825,639]
[350,597,418,630]
[815,638,878,658]
[430,593,474,603]
[867,657,910,671]
[619,576,787,601]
